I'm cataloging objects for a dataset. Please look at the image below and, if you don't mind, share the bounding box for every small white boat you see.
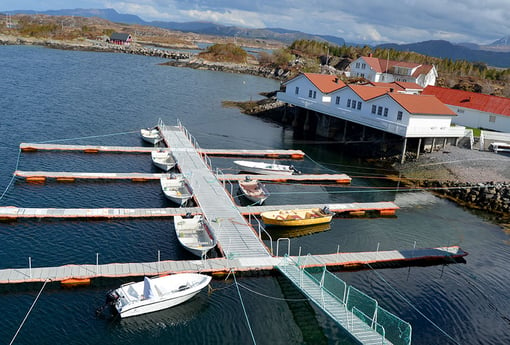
[233,160,298,175]
[238,176,270,205]
[151,149,177,171]
[160,174,193,206]
[174,213,216,257]
[104,273,212,318]
[489,142,510,153]
[140,127,162,144]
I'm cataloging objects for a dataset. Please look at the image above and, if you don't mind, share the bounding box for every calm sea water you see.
[1,45,509,345]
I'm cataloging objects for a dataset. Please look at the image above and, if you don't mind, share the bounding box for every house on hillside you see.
[277,73,467,162]
[423,86,510,132]
[348,55,437,88]
[108,32,132,45]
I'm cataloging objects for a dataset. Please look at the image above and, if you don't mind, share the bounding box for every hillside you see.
[377,40,510,68]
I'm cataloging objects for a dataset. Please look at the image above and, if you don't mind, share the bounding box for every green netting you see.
[322,271,347,303]
[377,306,412,345]
[346,286,377,324]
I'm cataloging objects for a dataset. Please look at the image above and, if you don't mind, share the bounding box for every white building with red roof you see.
[423,86,510,132]
[348,56,437,88]
[277,73,468,162]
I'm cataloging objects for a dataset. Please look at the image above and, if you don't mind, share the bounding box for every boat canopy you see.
[143,276,156,299]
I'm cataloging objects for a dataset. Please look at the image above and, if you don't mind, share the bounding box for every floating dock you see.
[0,201,397,220]
[19,143,305,158]
[0,246,467,284]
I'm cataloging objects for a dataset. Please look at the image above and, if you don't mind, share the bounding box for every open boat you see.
[160,174,193,206]
[151,149,177,171]
[103,273,211,318]
[140,127,162,144]
[233,160,298,175]
[174,213,216,257]
[260,207,334,227]
[238,176,270,205]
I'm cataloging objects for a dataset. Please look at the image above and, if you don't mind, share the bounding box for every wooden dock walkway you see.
[14,170,351,183]
[0,202,397,220]
[19,143,305,158]
[0,246,467,284]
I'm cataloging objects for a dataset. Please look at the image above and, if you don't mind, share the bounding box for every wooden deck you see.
[14,170,351,183]
[19,143,305,158]
[0,202,397,220]
[0,246,467,284]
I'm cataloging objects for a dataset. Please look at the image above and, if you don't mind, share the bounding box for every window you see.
[351,100,357,109]
[489,115,496,123]
[377,106,382,115]
[335,96,340,105]
[357,102,362,110]
[361,63,366,69]
[383,108,388,117]
[457,109,464,113]
[371,105,377,114]
[308,90,313,98]
[295,86,299,95]
[347,99,351,107]
[355,62,360,68]
[313,91,317,99]
[397,111,403,121]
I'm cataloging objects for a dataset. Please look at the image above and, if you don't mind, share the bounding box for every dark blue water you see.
[1,45,509,345]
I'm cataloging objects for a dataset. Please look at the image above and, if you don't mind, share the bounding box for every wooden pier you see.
[0,246,467,284]
[0,202,397,220]
[19,143,305,158]
[14,170,351,184]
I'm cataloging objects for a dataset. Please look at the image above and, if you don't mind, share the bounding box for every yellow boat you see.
[260,207,334,227]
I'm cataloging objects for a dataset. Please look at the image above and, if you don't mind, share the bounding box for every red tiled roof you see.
[423,85,510,117]
[302,73,346,93]
[394,81,423,90]
[360,56,434,76]
[389,93,456,116]
[349,84,389,100]
[367,82,405,91]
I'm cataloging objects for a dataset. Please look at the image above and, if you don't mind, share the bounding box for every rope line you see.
[366,263,460,345]
[0,149,21,201]
[232,271,257,345]
[9,279,50,345]
[36,130,139,144]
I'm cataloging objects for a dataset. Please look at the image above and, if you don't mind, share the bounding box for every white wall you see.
[449,106,510,132]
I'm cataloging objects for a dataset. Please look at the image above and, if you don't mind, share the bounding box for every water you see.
[1,45,509,345]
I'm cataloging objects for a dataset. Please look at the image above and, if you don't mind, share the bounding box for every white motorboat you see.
[160,174,193,206]
[103,273,212,318]
[151,149,177,171]
[174,213,216,257]
[233,160,298,175]
[238,176,270,205]
[140,127,162,144]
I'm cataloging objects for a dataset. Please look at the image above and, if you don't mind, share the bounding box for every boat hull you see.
[151,150,177,171]
[113,273,211,318]
[174,215,216,257]
[261,208,333,227]
[140,128,161,144]
[160,176,193,206]
[233,160,294,175]
[239,179,270,205]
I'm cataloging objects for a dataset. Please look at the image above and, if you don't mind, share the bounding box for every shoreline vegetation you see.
[2,33,510,225]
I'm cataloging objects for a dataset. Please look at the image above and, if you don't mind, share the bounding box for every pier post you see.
[400,138,408,164]
[96,253,99,274]
[417,138,422,159]
[29,257,32,278]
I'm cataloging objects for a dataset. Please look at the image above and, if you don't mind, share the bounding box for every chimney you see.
[389,88,394,92]
[334,77,339,83]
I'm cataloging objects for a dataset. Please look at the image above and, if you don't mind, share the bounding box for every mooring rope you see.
[232,271,257,345]
[36,130,139,143]
[0,148,21,201]
[9,279,50,345]
[366,263,461,345]
[237,281,309,302]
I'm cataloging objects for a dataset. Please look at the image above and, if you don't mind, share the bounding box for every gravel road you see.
[395,146,510,183]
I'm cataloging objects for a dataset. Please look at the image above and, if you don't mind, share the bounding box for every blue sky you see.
[2,0,510,45]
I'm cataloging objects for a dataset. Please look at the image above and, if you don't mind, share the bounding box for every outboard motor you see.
[184,212,193,219]
[322,206,332,215]
[96,290,120,317]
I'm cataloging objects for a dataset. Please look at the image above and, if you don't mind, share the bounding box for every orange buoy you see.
[57,177,76,183]
[21,147,37,152]
[84,149,99,153]
[61,278,91,287]
[266,153,279,158]
[131,178,148,182]
[291,153,304,159]
[26,176,46,183]
[349,210,366,216]
[380,209,396,216]
[336,179,351,184]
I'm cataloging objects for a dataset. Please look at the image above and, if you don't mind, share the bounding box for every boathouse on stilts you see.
[277,73,472,163]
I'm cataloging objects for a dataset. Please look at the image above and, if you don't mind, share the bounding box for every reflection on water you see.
[264,222,332,239]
